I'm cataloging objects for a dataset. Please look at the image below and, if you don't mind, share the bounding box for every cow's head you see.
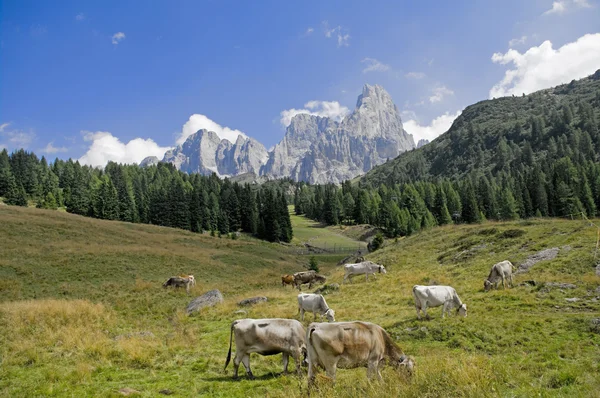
[324,308,335,322]
[188,275,196,286]
[396,354,415,377]
[456,303,467,317]
[483,279,493,291]
[379,265,387,274]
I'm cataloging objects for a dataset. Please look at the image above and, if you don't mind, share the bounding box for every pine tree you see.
[499,187,519,220]
[5,176,28,206]
[433,185,452,225]
[460,181,481,223]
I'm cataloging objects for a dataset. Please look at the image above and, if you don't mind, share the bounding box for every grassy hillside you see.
[1,205,600,397]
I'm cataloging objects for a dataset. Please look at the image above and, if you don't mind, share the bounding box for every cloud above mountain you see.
[79,131,170,167]
[489,33,600,98]
[177,114,247,145]
[403,111,461,142]
[280,101,350,128]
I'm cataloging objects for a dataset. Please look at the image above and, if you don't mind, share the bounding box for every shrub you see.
[309,256,319,272]
[370,233,384,252]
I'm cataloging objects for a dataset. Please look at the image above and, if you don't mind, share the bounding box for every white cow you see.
[412,285,467,319]
[343,261,386,284]
[224,318,307,379]
[484,260,515,291]
[297,293,335,322]
[306,321,414,388]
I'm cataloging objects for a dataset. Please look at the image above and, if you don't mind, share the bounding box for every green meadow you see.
[1,205,599,397]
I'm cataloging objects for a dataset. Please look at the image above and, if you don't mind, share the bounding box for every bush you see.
[498,229,526,239]
[308,256,319,272]
[369,233,385,252]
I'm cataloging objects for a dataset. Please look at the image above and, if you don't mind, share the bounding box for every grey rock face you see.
[161,84,414,184]
[262,84,415,184]
[139,156,160,167]
[163,130,268,177]
[186,289,224,314]
[417,139,430,148]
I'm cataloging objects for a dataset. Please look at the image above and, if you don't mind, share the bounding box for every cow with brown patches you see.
[281,274,294,287]
[306,321,414,388]
[224,318,307,379]
[162,275,196,293]
[293,270,326,290]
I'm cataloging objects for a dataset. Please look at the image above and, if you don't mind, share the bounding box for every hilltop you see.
[1,205,599,397]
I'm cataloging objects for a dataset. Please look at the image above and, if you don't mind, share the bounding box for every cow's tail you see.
[224,321,236,370]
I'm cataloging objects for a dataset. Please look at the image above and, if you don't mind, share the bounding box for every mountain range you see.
[141,84,415,184]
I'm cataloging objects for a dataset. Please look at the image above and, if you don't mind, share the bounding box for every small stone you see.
[234,310,248,315]
[565,298,580,303]
[159,389,173,395]
[237,296,268,306]
[119,388,141,396]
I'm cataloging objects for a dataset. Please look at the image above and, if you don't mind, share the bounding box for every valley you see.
[1,205,599,397]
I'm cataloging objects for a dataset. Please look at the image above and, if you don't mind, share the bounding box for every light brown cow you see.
[162,275,196,293]
[281,274,294,287]
[484,260,515,291]
[224,318,307,379]
[293,270,326,290]
[306,321,414,388]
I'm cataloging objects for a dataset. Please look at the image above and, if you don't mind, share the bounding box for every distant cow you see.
[306,321,414,387]
[412,285,467,319]
[343,261,386,284]
[224,318,307,379]
[293,270,326,290]
[281,274,294,287]
[484,260,515,291]
[297,293,335,322]
[162,275,196,293]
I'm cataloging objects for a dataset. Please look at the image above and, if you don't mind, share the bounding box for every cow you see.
[293,270,326,290]
[484,260,515,291]
[412,285,467,320]
[343,261,386,284]
[306,321,414,388]
[224,318,307,379]
[281,274,294,287]
[297,293,335,322]
[162,275,196,293]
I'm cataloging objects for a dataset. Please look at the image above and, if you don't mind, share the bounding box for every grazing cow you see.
[412,285,467,319]
[297,293,335,322]
[306,321,414,387]
[224,318,307,379]
[281,274,294,287]
[484,260,515,291]
[162,275,196,293]
[293,271,326,290]
[343,261,386,284]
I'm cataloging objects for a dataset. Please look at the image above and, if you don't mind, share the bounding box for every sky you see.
[1,0,600,167]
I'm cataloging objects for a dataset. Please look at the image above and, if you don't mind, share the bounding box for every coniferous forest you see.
[2,71,600,241]
[0,152,292,243]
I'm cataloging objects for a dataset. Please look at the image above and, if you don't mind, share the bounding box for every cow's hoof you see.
[247,374,255,380]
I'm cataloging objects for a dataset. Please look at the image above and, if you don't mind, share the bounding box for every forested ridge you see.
[0,152,292,242]
[294,70,600,237]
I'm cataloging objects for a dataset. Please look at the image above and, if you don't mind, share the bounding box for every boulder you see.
[313,283,340,295]
[517,247,560,273]
[237,296,268,306]
[590,318,600,333]
[186,289,224,314]
[545,282,576,290]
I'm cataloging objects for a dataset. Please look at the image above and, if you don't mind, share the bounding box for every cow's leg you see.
[442,302,448,318]
[509,274,513,288]
[365,273,369,282]
[367,360,383,381]
[282,352,289,375]
[233,352,242,379]
[241,353,253,379]
[423,303,430,320]
[415,301,422,320]
[291,347,303,376]
[502,275,507,289]
[300,308,305,321]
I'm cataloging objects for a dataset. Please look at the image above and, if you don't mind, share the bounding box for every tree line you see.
[0,150,292,243]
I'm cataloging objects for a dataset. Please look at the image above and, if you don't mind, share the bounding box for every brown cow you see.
[281,274,294,287]
[307,321,414,387]
[162,275,196,293]
[293,271,326,291]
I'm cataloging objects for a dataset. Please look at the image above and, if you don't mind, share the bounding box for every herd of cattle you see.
[164,259,517,388]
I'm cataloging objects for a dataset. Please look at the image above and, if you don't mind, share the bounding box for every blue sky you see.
[1,0,599,166]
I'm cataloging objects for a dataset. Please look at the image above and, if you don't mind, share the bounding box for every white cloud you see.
[403,111,462,142]
[0,123,36,148]
[79,131,171,168]
[508,35,527,47]
[280,101,350,128]
[429,85,454,103]
[304,27,314,36]
[112,32,125,45]
[405,71,426,79]
[41,142,68,154]
[490,33,600,98]
[361,58,390,73]
[543,0,591,14]
[0,144,5,151]
[75,13,85,21]
[177,114,248,145]
[322,21,350,47]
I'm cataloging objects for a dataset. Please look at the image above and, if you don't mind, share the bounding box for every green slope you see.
[1,205,599,397]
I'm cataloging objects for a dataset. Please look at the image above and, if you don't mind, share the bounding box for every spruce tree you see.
[499,187,519,220]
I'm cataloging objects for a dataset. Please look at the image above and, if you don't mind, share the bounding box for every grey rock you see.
[186,289,224,314]
[118,388,141,396]
[234,309,248,315]
[237,296,268,306]
[596,264,600,277]
[565,298,580,303]
[139,156,160,167]
[591,318,600,333]
[417,139,430,148]
[517,247,560,273]
[545,282,577,289]
[313,283,340,295]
